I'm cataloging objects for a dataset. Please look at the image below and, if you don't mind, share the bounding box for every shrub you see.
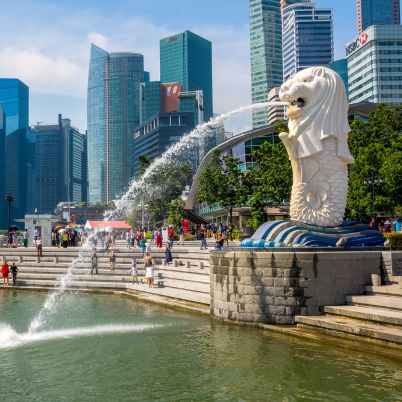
[384,232,402,249]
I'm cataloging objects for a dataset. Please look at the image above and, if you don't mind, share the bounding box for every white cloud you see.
[0,47,86,96]
[87,32,109,49]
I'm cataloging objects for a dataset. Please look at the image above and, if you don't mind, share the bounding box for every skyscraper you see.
[34,115,87,213]
[347,25,402,104]
[249,0,304,128]
[282,2,333,81]
[87,44,144,203]
[357,0,400,33]
[0,106,5,228]
[160,30,213,122]
[0,78,32,226]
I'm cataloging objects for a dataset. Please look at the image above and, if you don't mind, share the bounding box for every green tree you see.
[346,104,402,220]
[166,198,185,228]
[197,150,248,225]
[246,140,292,229]
[128,156,193,227]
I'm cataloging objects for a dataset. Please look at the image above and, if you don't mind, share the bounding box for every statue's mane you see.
[288,67,353,162]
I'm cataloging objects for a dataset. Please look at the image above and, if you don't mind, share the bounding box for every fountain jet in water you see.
[28,101,287,333]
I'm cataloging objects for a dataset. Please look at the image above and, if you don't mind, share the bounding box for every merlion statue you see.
[279,66,354,227]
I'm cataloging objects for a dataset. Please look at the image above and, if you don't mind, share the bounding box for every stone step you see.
[15,271,210,292]
[324,305,402,326]
[365,285,402,297]
[126,284,210,305]
[295,315,402,344]
[346,294,402,311]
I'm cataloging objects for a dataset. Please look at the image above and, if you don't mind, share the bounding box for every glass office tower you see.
[160,30,213,122]
[357,0,400,33]
[87,44,144,202]
[282,2,333,81]
[34,115,87,213]
[347,25,402,104]
[0,78,31,226]
[249,0,304,128]
[327,59,349,95]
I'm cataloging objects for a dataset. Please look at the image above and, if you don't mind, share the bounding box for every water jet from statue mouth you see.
[290,98,305,108]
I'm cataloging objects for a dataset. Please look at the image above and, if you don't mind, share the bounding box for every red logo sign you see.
[359,33,368,45]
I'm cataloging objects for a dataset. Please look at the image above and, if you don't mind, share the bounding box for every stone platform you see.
[210,249,383,325]
[240,220,385,248]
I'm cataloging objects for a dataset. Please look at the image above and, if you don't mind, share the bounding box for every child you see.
[10,262,18,286]
[130,259,139,284]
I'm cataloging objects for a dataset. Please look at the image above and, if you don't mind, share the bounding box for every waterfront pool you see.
[0,290,401,401]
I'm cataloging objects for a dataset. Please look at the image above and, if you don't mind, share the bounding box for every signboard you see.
[346,32,369,56]
[161,83,182,113]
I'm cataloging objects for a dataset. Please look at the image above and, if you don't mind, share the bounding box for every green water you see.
[0,290,401,401]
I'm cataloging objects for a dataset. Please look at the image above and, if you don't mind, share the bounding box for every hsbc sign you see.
[346,32,370,56]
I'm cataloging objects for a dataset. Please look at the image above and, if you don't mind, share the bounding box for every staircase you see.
[0,245,211,308]
[296,275,402,345]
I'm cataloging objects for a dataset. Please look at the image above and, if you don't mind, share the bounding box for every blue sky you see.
[0,0,357,132]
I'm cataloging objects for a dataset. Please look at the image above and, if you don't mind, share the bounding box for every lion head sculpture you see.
[279,67,354,164]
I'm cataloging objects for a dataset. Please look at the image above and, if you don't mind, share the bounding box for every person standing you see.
[1,260,9,286]
[23,229,29,248]
[144,253,154,288]
[164,243,173,266]
[90,250,98,275]
[109,248,116,270]
[156,229,163,248]
[167,226,175,248]
[125,230,131,249]
[178,226,184,245]
[10,262,18,286]
[35,236,43,257]
[199,224,207,250]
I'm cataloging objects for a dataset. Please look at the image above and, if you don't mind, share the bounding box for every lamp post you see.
[363,175,384,217]
[5,194,14,231]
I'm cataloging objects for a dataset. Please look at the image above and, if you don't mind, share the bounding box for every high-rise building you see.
[87,44,144,203]
[133,111,196,176]
[282,2,333,81]
[34,115,87,213]
[357,0,400,33]
[140,81,162,123]
[160,30,213,122]
[0,78,32,226]
[0,106,5,228]
[347,25,402,104]
[267,87,286,124]
[327,59,349,96]
[0,79,28,136]
[249,0,304,128]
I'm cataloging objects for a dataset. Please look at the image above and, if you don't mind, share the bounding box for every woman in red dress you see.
[2,260,9,285]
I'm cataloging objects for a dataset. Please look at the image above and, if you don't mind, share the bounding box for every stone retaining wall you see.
[210,250,382,324]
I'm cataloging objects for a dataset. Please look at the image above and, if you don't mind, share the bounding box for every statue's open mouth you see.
[290,98,305,108]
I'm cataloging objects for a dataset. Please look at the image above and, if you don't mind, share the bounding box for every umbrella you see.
[54,225,65,231]
[9,225,19,231]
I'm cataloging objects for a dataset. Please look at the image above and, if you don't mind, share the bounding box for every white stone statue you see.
[279,66,354,227]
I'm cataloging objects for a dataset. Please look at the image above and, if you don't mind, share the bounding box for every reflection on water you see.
[0,291,401,401]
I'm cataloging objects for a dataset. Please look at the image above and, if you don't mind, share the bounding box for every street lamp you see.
[5,194,14,231]
[363,176,384,218]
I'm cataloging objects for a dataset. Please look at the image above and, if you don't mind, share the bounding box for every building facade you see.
[0,78,32,227]
[347,25,402,104]
[357,0,400,33]
[267,87,286,124]
[327,59,349,96]
[249,0,304,128]
[87,44,144,203]
[282,2,334,81]
[160,30,213,122]
[34,115,87,214]
[133,112,196,176]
